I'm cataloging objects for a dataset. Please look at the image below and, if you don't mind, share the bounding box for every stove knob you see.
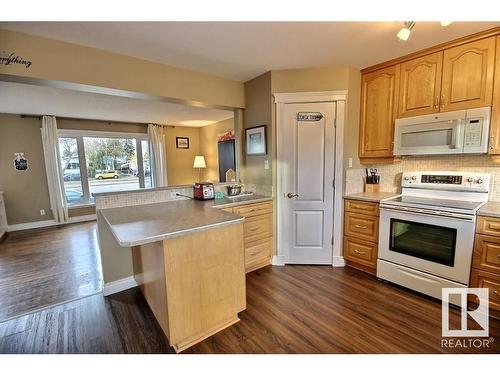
[467,177,473,183]
[404,176,410,181]
[411,176,417,181]
[477,178,484,184]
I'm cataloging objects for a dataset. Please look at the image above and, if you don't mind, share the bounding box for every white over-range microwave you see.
[394,106,491,156]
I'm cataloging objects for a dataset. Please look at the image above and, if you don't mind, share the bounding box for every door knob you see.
[287,193,299,199]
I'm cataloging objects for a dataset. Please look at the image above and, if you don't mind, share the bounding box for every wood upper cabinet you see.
[489,36,500,155]
[398,52,443,118]
[441,37,496,111]
[359,65,400,159]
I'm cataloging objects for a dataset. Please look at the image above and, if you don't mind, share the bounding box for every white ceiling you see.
[1,22,500,81]
[0,81,234,126]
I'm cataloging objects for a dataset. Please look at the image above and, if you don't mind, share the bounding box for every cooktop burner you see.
[383,195,484,212]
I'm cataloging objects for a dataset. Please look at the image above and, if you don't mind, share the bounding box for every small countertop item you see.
[344,191,399,203]
[478,201,500,218]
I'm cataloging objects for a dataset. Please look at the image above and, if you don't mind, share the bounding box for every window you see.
[58,137,85,205]
[58,131,150,206]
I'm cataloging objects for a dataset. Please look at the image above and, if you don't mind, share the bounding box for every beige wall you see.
[0,29,245,109]
[239,66,361,190]
[199,118,234,182]
[0,114,151,225]
[243,72,273,186]
[164,126,201,185]
[0,114,53,224]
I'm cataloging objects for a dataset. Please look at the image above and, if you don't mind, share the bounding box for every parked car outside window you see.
[94,170,120,180]
[63,169,81,181]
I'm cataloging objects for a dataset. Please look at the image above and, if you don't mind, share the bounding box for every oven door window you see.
[389,218,457,266]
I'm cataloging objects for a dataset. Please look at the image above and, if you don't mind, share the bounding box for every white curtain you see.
[41,115,69,223]
[148,124,168,187]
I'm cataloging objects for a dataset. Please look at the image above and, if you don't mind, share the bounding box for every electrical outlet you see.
[348,158,353,168]
[170,191,179,198]
[264,159,269,170]
[40,209,46,216]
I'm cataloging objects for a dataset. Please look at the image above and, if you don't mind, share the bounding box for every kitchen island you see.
[99,198,250,352]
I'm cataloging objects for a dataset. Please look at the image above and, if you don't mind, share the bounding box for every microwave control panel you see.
[464,118,483,147]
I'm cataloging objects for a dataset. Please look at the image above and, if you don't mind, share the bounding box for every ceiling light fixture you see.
[397,21,416,41]
[440,21,453,27]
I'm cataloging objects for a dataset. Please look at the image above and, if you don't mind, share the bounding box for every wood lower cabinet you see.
[359,65,400,163]
[470,214,500,317]
[441,37,496,112]
[224,201,273,273]
[343,199,379,274]
[398,51,443,118]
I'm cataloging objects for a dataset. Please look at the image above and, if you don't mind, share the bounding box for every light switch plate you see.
[264,159,269,170]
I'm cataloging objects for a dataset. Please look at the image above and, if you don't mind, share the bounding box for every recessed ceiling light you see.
[397,21,415,41]
[440,21,453,27]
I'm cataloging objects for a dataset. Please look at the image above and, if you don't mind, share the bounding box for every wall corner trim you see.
[332,256,346,267]
[103,276,138,296]
[272,255,286,266]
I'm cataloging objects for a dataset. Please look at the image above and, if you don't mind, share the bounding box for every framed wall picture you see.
[176,137,190,149]
[245,125,267,155]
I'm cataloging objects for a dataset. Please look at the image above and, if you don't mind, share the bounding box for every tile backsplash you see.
[345,155,500,201]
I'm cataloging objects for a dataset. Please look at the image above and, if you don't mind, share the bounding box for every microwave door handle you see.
[451,119,465,150]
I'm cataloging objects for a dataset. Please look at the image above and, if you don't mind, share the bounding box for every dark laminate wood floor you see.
[1,265,498,354]
[0,222,102,322]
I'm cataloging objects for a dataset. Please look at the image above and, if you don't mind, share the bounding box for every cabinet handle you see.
[497,254,500,259]
[489,223,500,230]
[434,95,439,109]
[351,204,366,209]
[354,249,366,255]
[494,290,499,295]
[490,136,495,151]
[441,94,446,108]
[250,227,259,232]
[355,224,368,229]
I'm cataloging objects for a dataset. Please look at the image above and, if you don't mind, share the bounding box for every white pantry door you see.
[281,102,336,264]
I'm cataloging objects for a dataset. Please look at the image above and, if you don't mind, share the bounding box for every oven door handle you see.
[379,206,475,222]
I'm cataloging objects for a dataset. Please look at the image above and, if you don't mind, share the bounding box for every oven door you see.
[378,207,475,284]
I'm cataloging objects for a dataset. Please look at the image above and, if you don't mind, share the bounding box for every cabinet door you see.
[441,37,496,111]
[398,52,443,118]
[489,36,500,155]
[359,65,400,159]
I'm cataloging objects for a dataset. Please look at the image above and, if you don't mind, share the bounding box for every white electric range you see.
[377,171,490,304]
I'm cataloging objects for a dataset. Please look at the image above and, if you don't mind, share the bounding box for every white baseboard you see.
[7,214,96,232]
[272,255,285,266]
[103,276,138,296]
[332,255,346,267]
[7,219,59,232]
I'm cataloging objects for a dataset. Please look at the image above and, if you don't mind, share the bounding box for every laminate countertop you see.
[100,195,272,247]
[344,192,399,203]
[478,201,500,218]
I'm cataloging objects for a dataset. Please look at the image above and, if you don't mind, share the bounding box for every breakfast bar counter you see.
[98,194,272,353]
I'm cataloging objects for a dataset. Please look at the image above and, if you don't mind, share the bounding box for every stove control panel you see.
[421,175,462,184]
[401,171,490,192]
